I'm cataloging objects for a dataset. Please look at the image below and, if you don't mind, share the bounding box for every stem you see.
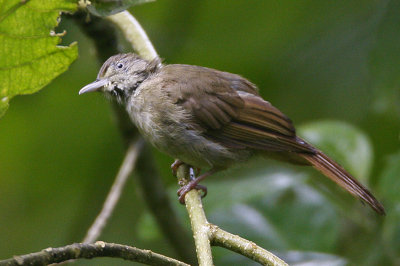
[83,139,144,243]
[209,224,288,266]
[178,166,214,266]
[0,242,188,266]
[107,11,158,61]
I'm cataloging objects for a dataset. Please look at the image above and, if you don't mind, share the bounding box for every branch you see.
[83,139,144,243]
[178,166,213,266]
[209,224,287,266]
[0,242,189,266]
[177,165,288,266]
[106,11,158,61]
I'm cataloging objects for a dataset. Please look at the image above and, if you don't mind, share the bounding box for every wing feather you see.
[161,64,312,154]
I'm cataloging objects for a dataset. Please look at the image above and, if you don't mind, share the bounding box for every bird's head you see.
[79,53,160,103]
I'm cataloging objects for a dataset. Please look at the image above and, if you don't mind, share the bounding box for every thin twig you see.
[209,224,288,266]
[83,139,144,243]
[0,242,188,266]
[107,11,159,61]
[178,166,214,266]
[136,146,197,264]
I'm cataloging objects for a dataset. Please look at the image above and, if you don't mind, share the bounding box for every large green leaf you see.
[204,169,339,252]
[0,0,78,118]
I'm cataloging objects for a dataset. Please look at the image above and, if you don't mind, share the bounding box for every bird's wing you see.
[162,64,313,153]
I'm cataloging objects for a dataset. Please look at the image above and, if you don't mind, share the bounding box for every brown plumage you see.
[80,53,385,215]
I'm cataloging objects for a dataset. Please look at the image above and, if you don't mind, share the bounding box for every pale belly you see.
[149,125,246,169]
[128,99,251,169]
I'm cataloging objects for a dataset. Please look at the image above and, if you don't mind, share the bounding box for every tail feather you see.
[300,147,385,215]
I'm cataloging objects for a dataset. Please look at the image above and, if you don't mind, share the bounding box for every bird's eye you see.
[117,63,124,69]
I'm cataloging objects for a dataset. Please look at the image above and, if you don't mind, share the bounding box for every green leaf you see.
[0,0,78,118]
[204,169,339,253]
[0,98,8,117]
[87,0,154,17]
[298,120,373,183]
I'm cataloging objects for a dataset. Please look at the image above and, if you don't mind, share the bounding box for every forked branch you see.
[177,165,288,266]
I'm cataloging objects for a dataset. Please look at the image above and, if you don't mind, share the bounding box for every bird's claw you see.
[171,159,184,177]
[177,183,208,204]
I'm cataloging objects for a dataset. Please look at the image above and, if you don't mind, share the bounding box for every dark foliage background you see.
[0,1,399,265]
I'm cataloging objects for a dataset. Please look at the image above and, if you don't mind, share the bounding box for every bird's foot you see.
[177,182,207,204]
[172,160,201,177]
[177,168,216,204]
[171,159,184,177]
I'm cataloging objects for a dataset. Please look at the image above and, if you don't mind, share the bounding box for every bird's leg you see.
[171,159,184,177]
[191,166,201,177]
[177,168,216,204]
[188,168,206,196]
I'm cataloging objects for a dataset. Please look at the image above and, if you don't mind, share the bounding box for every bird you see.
[79,53,385,215]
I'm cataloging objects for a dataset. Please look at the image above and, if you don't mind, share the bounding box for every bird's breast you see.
[126,94,249,169]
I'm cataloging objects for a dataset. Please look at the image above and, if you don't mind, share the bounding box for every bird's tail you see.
[299,141,385,215]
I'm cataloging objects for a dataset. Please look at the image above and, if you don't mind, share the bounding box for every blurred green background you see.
[1,0,399,265]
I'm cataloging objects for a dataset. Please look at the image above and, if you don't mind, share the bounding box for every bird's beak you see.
[79,79,108,95]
